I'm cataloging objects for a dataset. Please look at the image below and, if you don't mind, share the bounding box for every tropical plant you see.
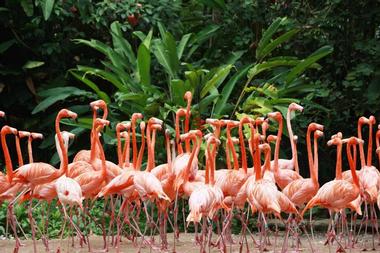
[234,17,333,117]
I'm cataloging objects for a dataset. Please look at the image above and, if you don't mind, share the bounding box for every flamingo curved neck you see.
[287,108,299,173]
[132,120,138,167]
[367,123,373,166]
[27,137,33,163]
[175,114,183,155]
[347,142,360,188]
[15,136,24,167]
[306,128,314,178]
[135,127,145,170]
[116,129,122,167]
[253,137,261,180]
[1,130,14,182]
[227,128,239,170]
[55,115,68,178]
[357,123,366,168]
[273,118,283,174]
[313,135,319,185]
[238,124,247,173]
[122,129,130,168]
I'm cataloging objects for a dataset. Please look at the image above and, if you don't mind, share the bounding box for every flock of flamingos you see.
[1,91,380,253]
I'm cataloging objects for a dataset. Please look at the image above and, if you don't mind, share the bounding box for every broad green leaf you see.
[157,22,167,39]
[196,94,220,112]
[69,70,111,103]
[137,44,151,86]
[20,0,33,16]
[101,61,140,92]
[257,29,299,61]
[33,87,91,114]
[74,39,110,55]
[201,64,232,97]
[197,0,226,9]
[163,32,180,77]
[177,33,192,60]
[110,21,136,67]
[0,39,16,54]
[133,31,147,42]
[142,30,153,49]
[187,24,220,59]
[213,64,253,116]
[256,17,286,59]
[76,65,127,92]
[224,50,245,65]
[247,59,302,80]
[23,61,44,69]
[41,0,55,20]
[153,38,178,78]
[285,45,333,84]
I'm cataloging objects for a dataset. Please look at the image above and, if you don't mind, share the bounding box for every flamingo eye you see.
[64,190,69,196]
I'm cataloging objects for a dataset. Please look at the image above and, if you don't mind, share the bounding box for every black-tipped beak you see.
[74,118,79,124]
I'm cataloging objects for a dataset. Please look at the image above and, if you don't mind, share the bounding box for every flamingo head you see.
[258,143,270,152]
[116,122,129,133]
[93,118,110,130]
[61,131,75,141]
[206,135,221,146]
[267,111,282,122]
[90,99,107,111]
[346,136,364,146]
[255,117,265,126]
[0,111,5,118]
[314,130,324,139]
[184,91,192,104]
[1,125,17,136]
[369,115,376,125]
[151,123,162,131]
[331,132,343,140]
[239,116,251,126]
[206,118,224,128]
[176,108,187,118]
[140,121,146,132]
[223,120,239,129]
[131,113,144,122]
[31,132,44,140]
[18,131,31,139]
[267,135,277,143]
[120,131,128,139]
[307,122,324,132]
[327,137,342,146]
[289,102,304,112]
[58,109,78,120]
[358,116,369,126]
[148,117,163,126]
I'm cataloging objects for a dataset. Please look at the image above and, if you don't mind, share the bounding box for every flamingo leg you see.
[27,198,37,253]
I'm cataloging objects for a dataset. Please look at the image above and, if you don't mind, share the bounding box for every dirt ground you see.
[0,232,378,253]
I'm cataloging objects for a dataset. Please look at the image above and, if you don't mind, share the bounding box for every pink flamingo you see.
[7,109,77,253]
[267,111,302,189]
[302,137,362,251]
[270,103,304,172]
[73,100,108,163]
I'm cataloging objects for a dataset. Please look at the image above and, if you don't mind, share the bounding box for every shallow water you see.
[0,232,377,253]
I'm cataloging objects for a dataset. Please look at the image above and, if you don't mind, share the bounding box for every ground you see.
[0,232,377,253]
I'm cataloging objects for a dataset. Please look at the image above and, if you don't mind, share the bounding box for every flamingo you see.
[187,133,223,252]
[116,122,130,167]
[302,137,362,251]
[270,103,304,172]
[282,123,323,207]
[267,111,302,189]
[6,109,77,253]
[73,99,108,162]
[246,133,297,251]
